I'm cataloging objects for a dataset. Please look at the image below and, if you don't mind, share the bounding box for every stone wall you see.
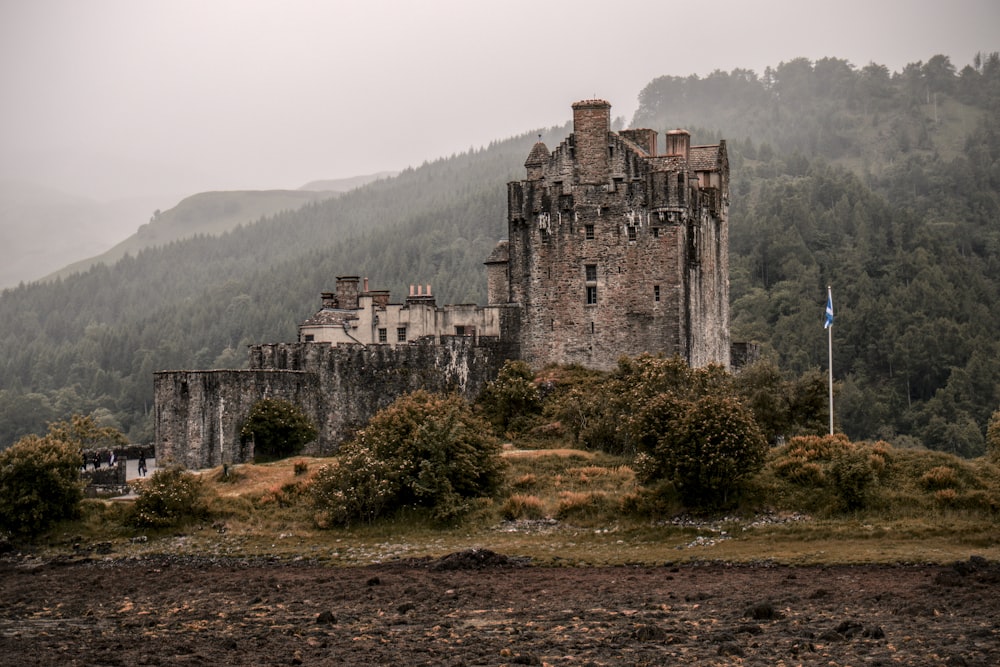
[155,336,517,470]
[155,369,319,469]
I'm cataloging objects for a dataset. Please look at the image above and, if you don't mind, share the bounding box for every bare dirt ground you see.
[1,551,998,666]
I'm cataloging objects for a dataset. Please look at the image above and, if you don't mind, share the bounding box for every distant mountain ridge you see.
[0,181,164,288]
[4,172,398,288]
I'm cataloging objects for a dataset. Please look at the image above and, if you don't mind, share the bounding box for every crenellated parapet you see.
[155,336,517,469]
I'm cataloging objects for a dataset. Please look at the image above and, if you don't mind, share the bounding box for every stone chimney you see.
[572,99,611,184]
[335,276,360,310]
[620,128,657,156]
[665,129,691,161]
[320,291,337,309]
[406,283,436,307]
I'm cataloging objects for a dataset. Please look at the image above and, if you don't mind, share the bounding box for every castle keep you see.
[494,99,729,370]
[154,99,730,468]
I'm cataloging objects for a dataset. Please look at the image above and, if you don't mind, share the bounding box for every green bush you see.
[47,414,128,452]
[312,390,505,526]
[645,393,768,508]
[476,360,542,435]
[0,435,84,537]
[240,398,318,462]
[829,445,885,512]
[128,467,211,529]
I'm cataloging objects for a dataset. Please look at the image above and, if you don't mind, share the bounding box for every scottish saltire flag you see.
[824,289,834,329]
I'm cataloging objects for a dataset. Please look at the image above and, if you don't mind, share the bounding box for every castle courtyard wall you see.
[154,336,517,469]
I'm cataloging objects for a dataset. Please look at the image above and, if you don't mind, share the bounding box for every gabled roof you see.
[689,145,722,171]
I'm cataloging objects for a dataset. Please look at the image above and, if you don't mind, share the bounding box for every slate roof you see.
[485,239,509,264]
[688,145,722,171]
[300,309,356,327]
[524,141,550,167]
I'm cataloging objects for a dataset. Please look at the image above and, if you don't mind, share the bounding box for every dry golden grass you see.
[47,443,1000,567]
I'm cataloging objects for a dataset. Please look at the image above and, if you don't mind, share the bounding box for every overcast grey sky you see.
[1,0,997,202]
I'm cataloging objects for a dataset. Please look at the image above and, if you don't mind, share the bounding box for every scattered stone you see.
[833,620,864,638]
[430,548,526,571]
[316,610,336,625]
[717,641,744,657]
[745,601,783,620]
[632,624,669,642]
[366,576,381,586]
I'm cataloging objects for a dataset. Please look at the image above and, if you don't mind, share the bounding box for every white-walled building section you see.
[297,277,502,346]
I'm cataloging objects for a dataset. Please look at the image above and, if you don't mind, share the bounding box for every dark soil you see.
[2,550,998,666]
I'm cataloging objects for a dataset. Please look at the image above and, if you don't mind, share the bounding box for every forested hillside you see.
[0,53,997,456]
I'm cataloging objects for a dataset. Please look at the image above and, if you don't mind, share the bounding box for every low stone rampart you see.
[154,336,517,470]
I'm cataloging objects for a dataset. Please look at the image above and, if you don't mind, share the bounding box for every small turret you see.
[524,140,549,180]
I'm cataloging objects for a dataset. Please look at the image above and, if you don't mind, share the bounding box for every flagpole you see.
[826,285,834,435]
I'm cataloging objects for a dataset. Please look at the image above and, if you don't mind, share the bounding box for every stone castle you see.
[154,99,731,469]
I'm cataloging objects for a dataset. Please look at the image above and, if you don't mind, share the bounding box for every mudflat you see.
[1,551,997,666]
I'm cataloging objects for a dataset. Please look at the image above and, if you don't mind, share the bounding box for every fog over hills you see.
[3,172,398,289]
[0,181,170,288]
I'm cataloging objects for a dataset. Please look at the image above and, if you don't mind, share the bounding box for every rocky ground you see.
[1,550,998,666]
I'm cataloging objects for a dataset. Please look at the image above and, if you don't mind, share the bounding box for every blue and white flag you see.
[824,288,834,329]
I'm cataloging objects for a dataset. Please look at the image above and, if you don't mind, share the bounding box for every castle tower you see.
[505,99,730,371]
[571,99,611,185]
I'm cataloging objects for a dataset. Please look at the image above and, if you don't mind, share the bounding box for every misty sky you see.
[1,0,997,203]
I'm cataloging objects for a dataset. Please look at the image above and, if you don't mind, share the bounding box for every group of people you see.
[81,450,148,477]
[82,450,115,471]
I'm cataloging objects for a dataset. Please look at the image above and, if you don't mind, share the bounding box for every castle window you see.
[396,327,407,342]
[654,285,660,302]
[628,225,637,242]
[652,227,660,238]
[585,264,597,282]
[586,285,598,305]
[378,328,387,343]
[303,334,314,342]
[585,224,595,240]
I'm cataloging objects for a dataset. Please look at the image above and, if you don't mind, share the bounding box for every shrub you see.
[476,360,542,435]
[921,465,960,491]
[781,433,852,461]
[511,473,538,489]
[501,494,546,520]
[240,398,318,463]
[312,391,505,526]
[555,491,614,521]
[47,414,127,452]
[773,458,826,486]
[0,435,84,537]
[644,393,768,508]
[829,445,883,511]
[128,467,210,529]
